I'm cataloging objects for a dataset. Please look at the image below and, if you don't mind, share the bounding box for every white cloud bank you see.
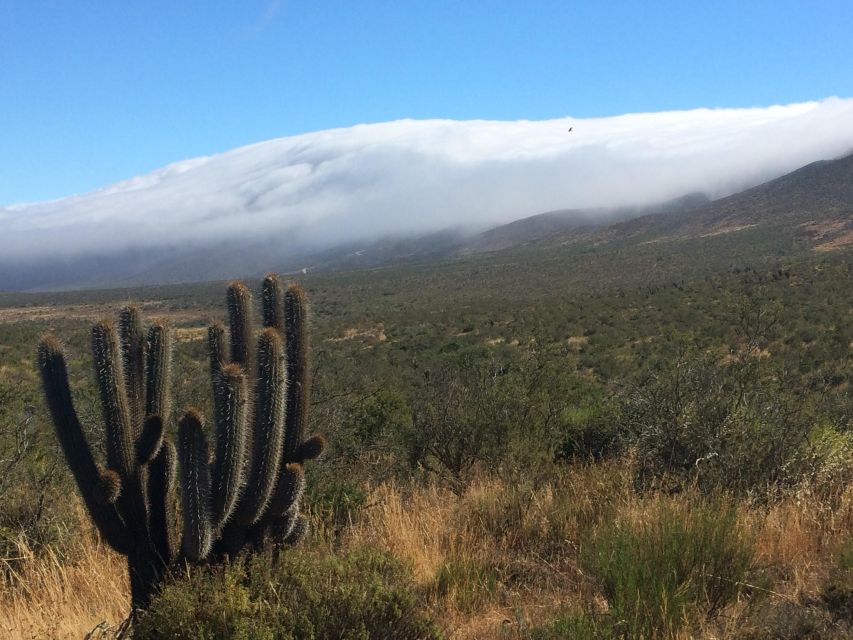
[3,97,853,261]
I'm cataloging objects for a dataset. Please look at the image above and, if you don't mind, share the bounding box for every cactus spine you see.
[38,275,324,612]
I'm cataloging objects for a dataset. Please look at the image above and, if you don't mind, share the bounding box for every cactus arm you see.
[292,433,327,463]
[92,321,136,478]
[178,409,213,561]
[273,513,299,539]
[119,306,146,431]
[137,415,164,465]
[144,324,172,423]
[208,322,227,380]
[234,328,285,526]
[283,284,312,459]
[210,364,249,530]
[37,336,132,553]
[284,513,309,544]
[93,467,122,504]
[262,273,285,332]
[227,282,253,372]
[265,462,305,519]
[251,463,306,548]
[147,440,178,565]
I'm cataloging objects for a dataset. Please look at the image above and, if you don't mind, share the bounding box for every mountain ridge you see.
[2,152,852,292]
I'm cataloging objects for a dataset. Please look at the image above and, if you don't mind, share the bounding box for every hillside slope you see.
[607,152,853,249]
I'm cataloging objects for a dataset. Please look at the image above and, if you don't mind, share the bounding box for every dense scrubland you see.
[0,234,851,638]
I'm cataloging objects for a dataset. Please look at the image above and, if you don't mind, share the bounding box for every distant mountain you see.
[0,193,713,291]
[1,153,851,292]
[607,153,853,248]
[314,151,853,267]
[461,193,711,254]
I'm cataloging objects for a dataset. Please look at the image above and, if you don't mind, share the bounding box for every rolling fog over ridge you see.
[2,97,853,291]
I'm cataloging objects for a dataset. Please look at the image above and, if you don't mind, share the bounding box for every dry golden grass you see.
[341,466,618,637]
[343,467,851,639]
[0,529,128,640]
[345,482,455,581]
[748,484,853,599]
[2,468,850,639]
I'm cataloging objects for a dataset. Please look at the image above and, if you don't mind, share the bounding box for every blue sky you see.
[2,1,852,204]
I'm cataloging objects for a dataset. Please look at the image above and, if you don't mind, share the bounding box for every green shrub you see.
[338,390,412,456]
[135,547,442,640]
[304,464,367,536]
[529,611,614,640]
[819,537,853,626]
[582,498,753,639]
[556,401,621,462]
[787,424,853,498]
[407,350,586,485]
[428,558,499,613]
[620,351,813,493]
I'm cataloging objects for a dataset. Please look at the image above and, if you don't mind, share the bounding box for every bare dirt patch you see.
[0,304,107,324]
[0,301,209,326]
[566,335,589,349]
[640,237,672,245]
[799,217,853,252]
[700,224,758,238]
[800,218,850,239]
[814,229,853,252]
[173,327,208,342]
[327,324,387,343]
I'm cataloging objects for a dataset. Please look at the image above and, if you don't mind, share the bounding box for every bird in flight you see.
[568,127,573,132]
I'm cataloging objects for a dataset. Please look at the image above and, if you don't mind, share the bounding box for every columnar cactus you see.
[38,309,175,608]
[36,275,325,610]
[180,276,326,560]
